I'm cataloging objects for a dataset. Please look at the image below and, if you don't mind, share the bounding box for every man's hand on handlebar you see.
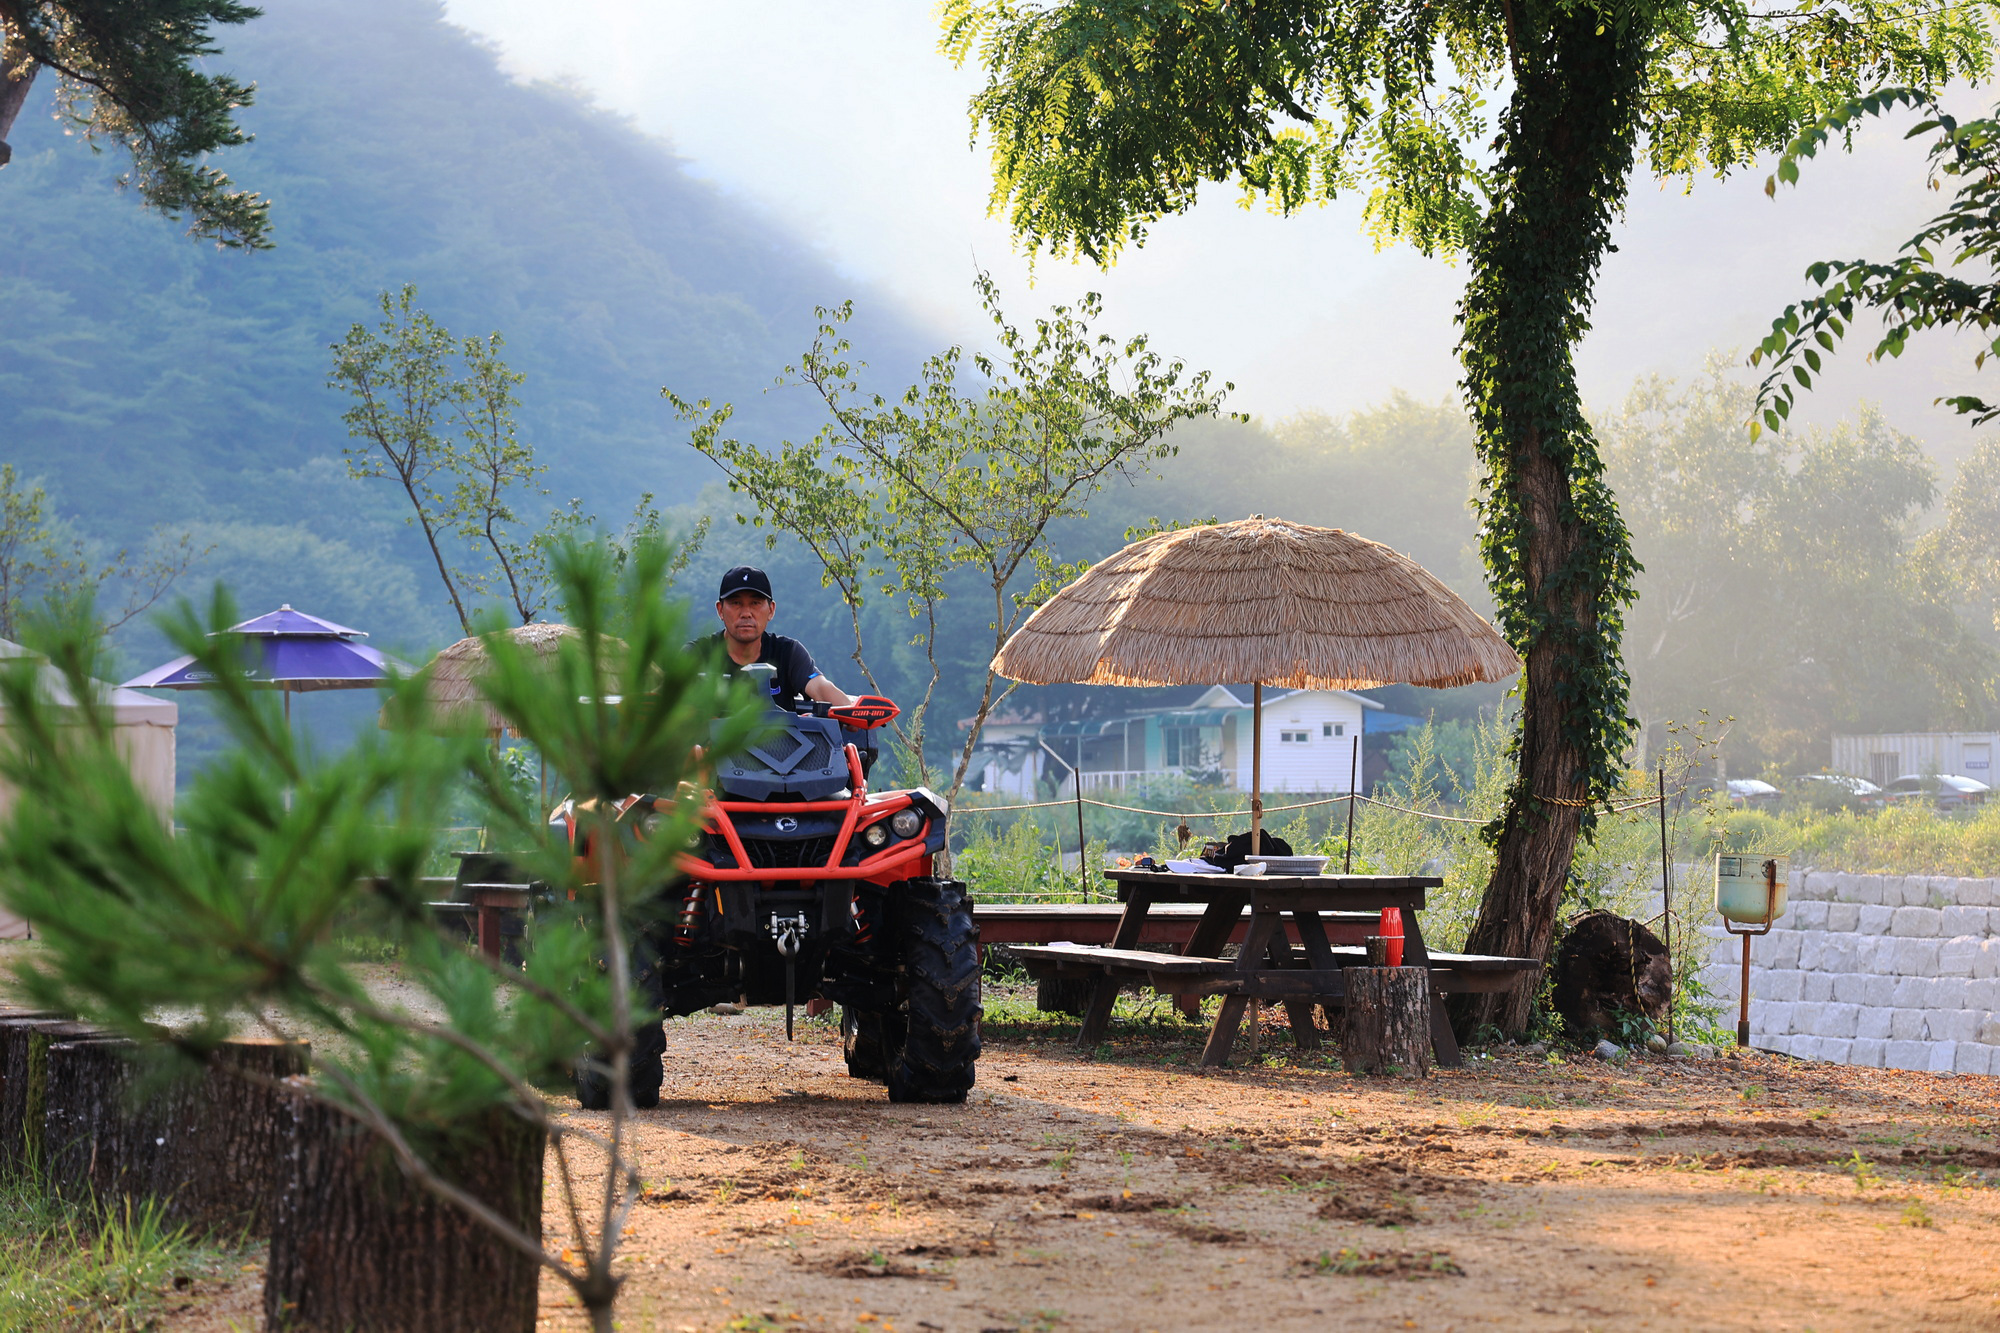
[802,675,853,708]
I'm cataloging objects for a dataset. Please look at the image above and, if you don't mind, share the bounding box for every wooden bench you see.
[974,902,1379,951]
[1005,941,1539,998]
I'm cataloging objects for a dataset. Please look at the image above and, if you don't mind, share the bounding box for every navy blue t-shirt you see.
[696,631,821,705]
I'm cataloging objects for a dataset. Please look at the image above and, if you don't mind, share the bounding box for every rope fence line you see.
[955,790,1669,826]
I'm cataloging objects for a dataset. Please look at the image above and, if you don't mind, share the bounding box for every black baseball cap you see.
[717,566,774,601]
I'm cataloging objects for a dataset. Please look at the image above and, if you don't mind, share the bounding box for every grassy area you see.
[1714,801,2000,877]
[0,1174,249,1332]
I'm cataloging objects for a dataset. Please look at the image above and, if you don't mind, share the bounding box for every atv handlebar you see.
[820,695,899,730]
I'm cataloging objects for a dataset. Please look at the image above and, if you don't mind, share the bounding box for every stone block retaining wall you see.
[1698,870,2000,1075]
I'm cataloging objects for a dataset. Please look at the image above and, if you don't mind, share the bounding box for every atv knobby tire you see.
[886,877,981,1103]
[575,1019,665,1111]
[840,1005,904,1082]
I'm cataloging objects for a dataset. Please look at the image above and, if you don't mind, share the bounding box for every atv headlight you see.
[890,808,924,839]
[641,812,666,836]
[861,822,890,848]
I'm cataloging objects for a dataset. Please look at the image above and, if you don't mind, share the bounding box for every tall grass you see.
[1715,801,2000,876]
[952,817,1111,902]
[0,1178,226,1332]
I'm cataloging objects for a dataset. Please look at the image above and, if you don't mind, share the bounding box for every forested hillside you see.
[0,0,918,662]
[5,0,1989,787]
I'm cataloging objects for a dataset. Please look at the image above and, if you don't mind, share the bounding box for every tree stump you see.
[41,1036,311,1231]
[0,1018,98,1173]
[1551,910,1671,1041]
[266,1082,545,1332]
[160,1038,312,1233]
[1035,974,1091,1017]
[1340,967,1434,1077]
[44,1038,153,1205]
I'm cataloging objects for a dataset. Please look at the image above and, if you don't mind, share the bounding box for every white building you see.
[1831,732,2000,786]
[0,638,177,940]
[966,686,1382,798]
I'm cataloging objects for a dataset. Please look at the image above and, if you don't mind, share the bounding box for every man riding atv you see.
[699,564,853,708]
[561,565,981,1109]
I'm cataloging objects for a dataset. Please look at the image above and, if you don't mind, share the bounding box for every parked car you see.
[1792,773,1884,809]
[1882,773,1991,811]
[1725,778,1783,810]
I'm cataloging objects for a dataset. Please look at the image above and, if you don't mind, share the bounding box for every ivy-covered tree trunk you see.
[1453,1,1645,1037]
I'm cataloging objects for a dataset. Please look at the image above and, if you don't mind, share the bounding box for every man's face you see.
[717,590,775,644]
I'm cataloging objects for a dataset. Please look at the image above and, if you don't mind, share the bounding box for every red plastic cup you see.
[1379,907,1405,967]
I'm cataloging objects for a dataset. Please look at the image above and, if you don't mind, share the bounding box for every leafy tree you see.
[0,462,202,641]
[331,286,565,636]
[941,0,1992,1033]
[0,536,761,1333]
[1603,361,1986,770]
[670,271,1235,804]
[1924,436,2000,633]
[0,0,268,247]
[1755,89,2000,432]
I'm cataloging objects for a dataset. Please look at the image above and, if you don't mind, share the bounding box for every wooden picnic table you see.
[1005,869,1535,1069]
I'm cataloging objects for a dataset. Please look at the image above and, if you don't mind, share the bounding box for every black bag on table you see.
[1204,829,1294,870]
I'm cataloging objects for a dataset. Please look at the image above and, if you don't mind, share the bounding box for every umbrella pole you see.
[1250,683,1263,854]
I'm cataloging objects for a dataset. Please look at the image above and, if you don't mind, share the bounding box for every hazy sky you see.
[444,0,1994,462]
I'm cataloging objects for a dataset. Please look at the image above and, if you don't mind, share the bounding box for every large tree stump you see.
[1551,910,1671,1042]
[1340,967,1434,1077]
[266,1082,545,1333]
[41,1037,311,1231]
[0,1018,98,1173]
[44,1038,155,1206]
[161,1038,312,1233]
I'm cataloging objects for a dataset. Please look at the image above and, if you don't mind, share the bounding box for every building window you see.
[1280,730,1310,743]
[1324,722,1344,737]
[1164,726,1210,768]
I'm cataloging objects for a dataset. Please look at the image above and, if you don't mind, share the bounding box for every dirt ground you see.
[160,987,2000,1333]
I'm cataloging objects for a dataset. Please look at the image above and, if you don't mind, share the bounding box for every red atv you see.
[554,690,981,1106]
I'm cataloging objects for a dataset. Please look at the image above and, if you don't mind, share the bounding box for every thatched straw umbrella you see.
[992,516,1520,850]
[417,622,581,738]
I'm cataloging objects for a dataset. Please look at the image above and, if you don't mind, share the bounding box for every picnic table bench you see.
[974,901,1385,947]
[1003,869,1539,1069]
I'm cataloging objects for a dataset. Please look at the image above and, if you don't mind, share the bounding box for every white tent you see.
[0,639,177,940]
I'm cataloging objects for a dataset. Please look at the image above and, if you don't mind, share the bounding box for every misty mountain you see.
[0,0,924,659]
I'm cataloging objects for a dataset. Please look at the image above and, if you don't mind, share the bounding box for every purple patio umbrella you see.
[123,604,407,725]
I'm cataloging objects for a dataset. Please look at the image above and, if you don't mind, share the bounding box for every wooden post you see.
[1074,764,1090,899]
[1738,932,1753,1048]
[1344,735,1359,873]
[1340,967,1433,1077]
[1658,766,1673,1042]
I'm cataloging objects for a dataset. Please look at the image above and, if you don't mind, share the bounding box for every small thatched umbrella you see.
[417,622,581,738]
[992,516,1520,849]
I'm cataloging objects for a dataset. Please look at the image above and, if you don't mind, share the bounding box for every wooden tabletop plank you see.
[1103,870,1444,890]
[1006,943,1236,975]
